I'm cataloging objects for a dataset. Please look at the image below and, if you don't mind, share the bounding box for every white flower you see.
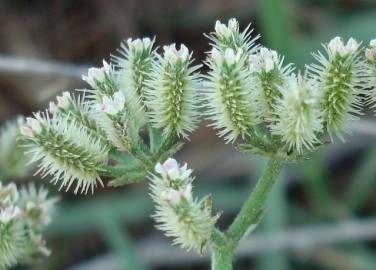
[328,37,359,57]
[0,206,20,224]
[214,18,238,38]
[155,158,192,181]
[56,92,71,109]
[163,44,189,64]
[161,184,192,205]
[98,91,125,115]
[49,92,71,113]
[249,47,279,73]
[82,60,111,88]
[211,48,242,66]
[127,37,152,51]
[20,115,42,137]
[365,39,376,60]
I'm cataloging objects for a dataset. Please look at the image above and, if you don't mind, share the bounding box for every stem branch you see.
[211,158,284,269]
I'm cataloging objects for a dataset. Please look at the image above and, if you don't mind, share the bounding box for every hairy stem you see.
[211,158,284,269]
[211,247,234,270]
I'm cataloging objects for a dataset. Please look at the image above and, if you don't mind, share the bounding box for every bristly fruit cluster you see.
[18,18,376,259]
[150,158,219,253]
[0,182,57,269]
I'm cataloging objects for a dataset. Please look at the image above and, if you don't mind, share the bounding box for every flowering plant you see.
[13,18,376,269]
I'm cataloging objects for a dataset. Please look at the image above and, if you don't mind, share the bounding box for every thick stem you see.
[228,158,283,243]
[211,247,234,270]
[211,158,284,270]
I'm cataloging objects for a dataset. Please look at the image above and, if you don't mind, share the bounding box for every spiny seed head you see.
[21,113,108,194]
[150,158,218,253]
[308,36,364,140]
[146,44,200,138]
[205,48,260,142]
[270,74,323,153]
[249,47,293,119]
[113,37,156,126]
[209,18,259,54]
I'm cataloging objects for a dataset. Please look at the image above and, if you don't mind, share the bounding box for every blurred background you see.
[0,0,376,269]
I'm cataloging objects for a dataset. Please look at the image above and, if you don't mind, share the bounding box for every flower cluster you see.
[205,19,370,157]
[0,182,57,269]
[21,35,201,193]
[150,158,218,253]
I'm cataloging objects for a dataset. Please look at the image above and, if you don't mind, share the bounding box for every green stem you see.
[211,158,284,269]
[211,247,234,270]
